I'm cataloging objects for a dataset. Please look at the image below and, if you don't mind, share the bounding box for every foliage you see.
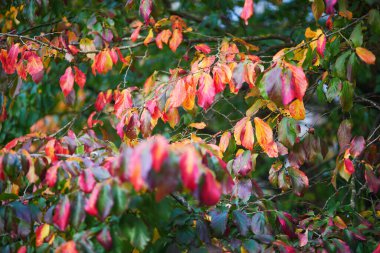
[0,0,380,252]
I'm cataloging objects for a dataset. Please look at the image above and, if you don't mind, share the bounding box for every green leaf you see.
[287,167,309,197]
[0,193,18,201]
[334,51,350,79]
[120,213,150,251]
[97,183,114,221]
[340,81,354,112]
[350,24,363,47]
[369,9,380,35]
[312,0,325,21]
[70,192,85,229]
[326,78,341,102]
[278,117,297,148]
[233,210,249,236]
[112,184,129,215]
[250,212,268,235]
[210,210,228,237]
[243,239,262,253]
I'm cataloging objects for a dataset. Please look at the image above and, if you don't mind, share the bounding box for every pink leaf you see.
[59,67,75,97]
[53,196,71,231]
[79,169,96,193]
[240,0,254,25]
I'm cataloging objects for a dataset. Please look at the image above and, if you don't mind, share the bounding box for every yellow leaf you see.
[144,29,154,46]
[152,228,160,243]
[254,117,278,157]
[289,99,306,120]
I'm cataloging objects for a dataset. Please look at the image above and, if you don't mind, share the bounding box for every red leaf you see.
[53,196,71,231]
[92,50,113,75]
[74,66,86,88]
[317,33,326,57]
[373,243,380,253]
[131,25,142,42]
[169,28,183,52]
[0,43,19,74]
[45,163,60,187]
[151,136,168,172]
[95,90,113,111]
[60,67,75,97]
[195,44,211,54]
[344,158,355,174]
[197,73,215,109]
[139,0,153,24]
[17,246,27,253]
[284,63,308,103]
[25,52,43,75]
[219,132,231,153]
[85,183,101,216]
[79,169,96,193]
[240,0,254,25]
[200,170,221,206]
[213,63,231,93]
[179,147,200,191]
[114,89,133,118]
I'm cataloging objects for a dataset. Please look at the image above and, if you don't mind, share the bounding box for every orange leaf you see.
[240,0,254,25]
[289,99,305,120]
[169,28,183,52]
[155,29,172,49]
[219,131,231,153]
[55,241,78,253]
[356,47,376,65]
[234,117,254,150]
[189,122,207,129]
[169,78,186,108]
[254,117,278,157]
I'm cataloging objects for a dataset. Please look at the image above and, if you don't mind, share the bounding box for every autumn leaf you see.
[114,89,133,119]
[59,67,75,97]
[195,44,211,54]
[139,0,153,24]
[254,117,278,157]
[179,147,200,191]
[144,28,154,46]
[53,196,71,231]
[219,132,231,153]
[55,241,78,253]
[189,122,207,129]
[200,170,221,206]
[151,136,168,172]
[240,0,254,25]
[168,78,186,108]
[74,66,86,88]
[169,28,183,52]
[197,73,215,109]
[156,29,172,49]
[234,117,254,150]
[289,99,306,120]
[0,43,19,74]
[35,224,50,247]
[79,168,96,193]
[356,47,376,64]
